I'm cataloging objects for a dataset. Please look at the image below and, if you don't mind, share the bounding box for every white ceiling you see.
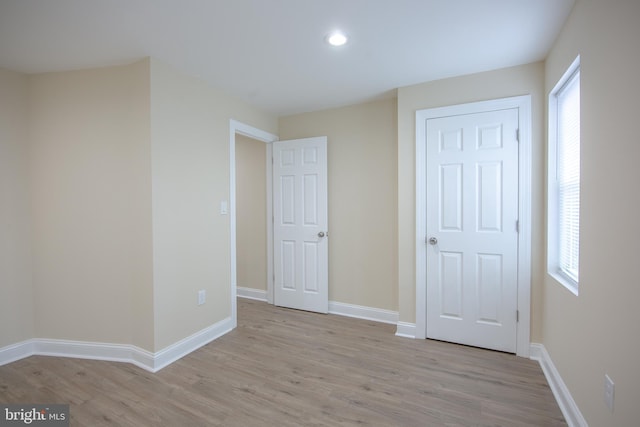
[0,0,574,116]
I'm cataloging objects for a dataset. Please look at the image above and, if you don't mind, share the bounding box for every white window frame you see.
[548,55,581,295]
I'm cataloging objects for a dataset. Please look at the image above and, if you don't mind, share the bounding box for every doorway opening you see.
[229,120,278,327]
[235,134,269,302]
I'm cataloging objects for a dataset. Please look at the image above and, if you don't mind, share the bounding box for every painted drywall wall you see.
[3,56,277,356]
[235,134,267,292]
[28,60,154,350]
[0,69,34,348]
[150,59,277,350]
[543,1,640,425]
[279,98,398,311]
[397,62,545,342]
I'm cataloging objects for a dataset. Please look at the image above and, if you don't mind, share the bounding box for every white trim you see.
[415,101,428,340]
[530,343,587,427]
[235,293,400,325]
[0,339,37,365]
[0,338,155,372]
[235,295,398,325]
[547,55,581,297]
[152,316,233,371]
[229,120,279,326]
[516,96,533,358]
[415,95,532,357]
[237,286,269,302]
[0,317,233,373]
[395,322,417,339]
[131,346,156,371]
[328,301,398,325]
[265,142,274,304]
[235,293,400,326]
[34,338,155,372]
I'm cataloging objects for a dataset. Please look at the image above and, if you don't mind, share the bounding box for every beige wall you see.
[1,58,277,355]
[396,63,546,341]
[28,60,155,350]
[235,135,267,291]
[543,1,640,425]
[279,98,398,311]
[0,69,34,348]
[149,59,277,350]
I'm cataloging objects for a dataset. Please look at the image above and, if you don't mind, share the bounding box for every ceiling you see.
[0,0,574,116]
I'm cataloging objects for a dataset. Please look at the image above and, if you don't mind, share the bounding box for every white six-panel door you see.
[425,108,519,352]
[273,137,328,313]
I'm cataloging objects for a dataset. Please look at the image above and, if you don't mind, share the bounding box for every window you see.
[548,56,580,295]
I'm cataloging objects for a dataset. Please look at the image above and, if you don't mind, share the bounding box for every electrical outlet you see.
[604,374,615,411]
[198,290,206,306]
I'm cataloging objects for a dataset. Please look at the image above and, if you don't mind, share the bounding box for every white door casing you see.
[229,120,279,327]
[426,108,518,353]
[273,137,329,313]
[415,96,532,357]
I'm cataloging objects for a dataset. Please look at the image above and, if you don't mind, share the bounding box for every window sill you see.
[548,270,579,296]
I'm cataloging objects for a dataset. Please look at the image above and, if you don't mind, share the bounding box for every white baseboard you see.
[395,321,417,338]
[153,316,233,371]
[0,316,234,373]
[237,287,268,302]
[530,343,587,427]
[0,339,37,365]
[34,338,155,371]
[328,301,398,324]
[236,296,409,333]
[237,294,400,326]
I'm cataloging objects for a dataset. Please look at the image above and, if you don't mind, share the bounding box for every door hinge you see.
[516,220,519,233]
[516,310,520,322]
[516,129,520,142]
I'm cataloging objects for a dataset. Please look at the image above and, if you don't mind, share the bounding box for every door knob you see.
[318,231,325,238]
[428,237,438,245]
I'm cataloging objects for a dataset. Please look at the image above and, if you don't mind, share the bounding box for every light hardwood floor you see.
[0,299,565,426]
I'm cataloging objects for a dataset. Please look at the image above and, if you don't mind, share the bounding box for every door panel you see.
[440,251,463,318]
[477,162,502,232]
[426,108,518,353]
[303,175,318,225]
[281,241,296,289]
[476,253,503,323]
[281,175,295,224]
[303,242,319,292]
[440,164,463,231]
[273,137,328,313]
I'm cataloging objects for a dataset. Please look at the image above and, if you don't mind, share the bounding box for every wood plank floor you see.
[0,299,565,426]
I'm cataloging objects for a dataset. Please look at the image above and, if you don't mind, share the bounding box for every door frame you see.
[229,119,279,327]
[415,96,532,357]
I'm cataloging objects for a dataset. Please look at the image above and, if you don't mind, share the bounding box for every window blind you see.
[556,69,580,283]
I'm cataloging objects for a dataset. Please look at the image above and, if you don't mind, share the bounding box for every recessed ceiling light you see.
[326,31,348,47]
